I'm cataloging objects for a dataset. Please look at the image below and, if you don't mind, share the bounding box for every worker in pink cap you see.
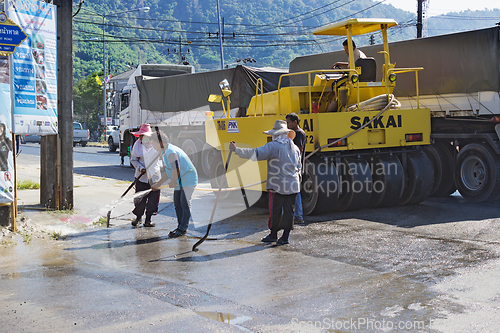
[130,123,161,227]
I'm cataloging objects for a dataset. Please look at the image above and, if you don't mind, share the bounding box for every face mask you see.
[142,136,150,145]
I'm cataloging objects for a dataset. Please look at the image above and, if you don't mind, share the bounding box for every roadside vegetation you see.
[17,180,40,190]
[51,210,74,214]
[22,233,32,244]
[49,231,65,240]
[93,217,107,227]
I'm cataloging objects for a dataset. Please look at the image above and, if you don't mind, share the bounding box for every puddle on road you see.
[58,189,154,226]
[41,257,74,268]
[0,237,77,284]
[194,311,252,326]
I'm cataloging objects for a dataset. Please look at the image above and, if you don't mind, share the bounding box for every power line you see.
[75,10,318,29]
[74,0,391,35]
[308,0,387,31]
[74,27,338,48]
[74,0,389,39]
[74,38,328,48]
[73,28,327,47]
[74,19,325,37]
[428,15,500,20]
[252,0,355,32]
[74,26,343,49]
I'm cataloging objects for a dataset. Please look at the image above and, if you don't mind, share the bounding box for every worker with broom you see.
[130,123,161,227]
[151,129,198,238]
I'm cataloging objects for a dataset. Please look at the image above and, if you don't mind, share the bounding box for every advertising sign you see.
[6,0,58,135]
[0,56,14,204]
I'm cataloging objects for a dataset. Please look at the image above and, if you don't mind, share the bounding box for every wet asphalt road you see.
[19,142,134,181]
[2,146,500,332]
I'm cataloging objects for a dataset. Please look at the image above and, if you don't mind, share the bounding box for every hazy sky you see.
[383,0,500,16]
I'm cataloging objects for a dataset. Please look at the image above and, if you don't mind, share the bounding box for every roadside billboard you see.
[6,0,57,135]
[0,56,14,204]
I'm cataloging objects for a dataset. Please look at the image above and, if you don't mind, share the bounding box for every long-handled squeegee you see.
[106,169,146,228]
[192,150,233,251]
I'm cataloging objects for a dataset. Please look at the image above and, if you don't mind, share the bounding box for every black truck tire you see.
[455,143,500,202]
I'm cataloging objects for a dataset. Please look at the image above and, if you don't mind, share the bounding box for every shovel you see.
[106,169,146,228]
[192,149,233,251]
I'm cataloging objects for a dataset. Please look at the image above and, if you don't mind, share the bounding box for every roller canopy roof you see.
[293,26,500,96]
[313,18,398,36]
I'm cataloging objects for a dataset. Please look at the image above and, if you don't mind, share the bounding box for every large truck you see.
[203,19,500,215]
[125,64,286,176]
[118,64,196,165]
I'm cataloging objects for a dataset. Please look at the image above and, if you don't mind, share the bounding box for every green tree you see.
[73,73,103,136]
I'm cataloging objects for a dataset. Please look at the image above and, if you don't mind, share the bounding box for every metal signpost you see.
[0,12,27,231]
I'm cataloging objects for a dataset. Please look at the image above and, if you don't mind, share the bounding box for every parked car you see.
[106,125,120,152]
[73,122,89,147]
[22,134,41,143]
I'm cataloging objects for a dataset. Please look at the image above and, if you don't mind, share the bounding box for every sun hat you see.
[132,123,153,137]
[263,120,294,137]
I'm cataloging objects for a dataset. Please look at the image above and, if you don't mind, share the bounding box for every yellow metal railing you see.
[253,78,264,117]
[387,67,423,108]
[250,67,424,115]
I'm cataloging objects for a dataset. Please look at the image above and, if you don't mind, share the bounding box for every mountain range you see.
[72,0,499,81]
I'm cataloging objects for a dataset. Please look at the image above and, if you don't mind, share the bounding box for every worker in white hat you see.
[229,120,301,245]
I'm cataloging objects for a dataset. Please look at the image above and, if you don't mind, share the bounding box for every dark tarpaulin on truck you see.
[136,65,288,112]
[289,26,500,96]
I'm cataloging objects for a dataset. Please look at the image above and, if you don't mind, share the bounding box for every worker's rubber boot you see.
[277,230,290,245]
[131,215,141,227]
[143,215,155,227]
[261,232,278,243]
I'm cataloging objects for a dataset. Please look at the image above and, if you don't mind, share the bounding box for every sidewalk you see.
[6,160,156,238]
[86,141,109,148]
[6,152,258,240]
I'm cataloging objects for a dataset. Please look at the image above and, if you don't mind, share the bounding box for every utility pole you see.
[58,0,74,210]
[178,37,182,63]
[42,0,73,209]
[417,0,423,38]
[166,37,191,65]
[175,37,190,64]
[102,15,106,128]
[209,13,235,68]
[216,0,224,69]
[369,35,375,45]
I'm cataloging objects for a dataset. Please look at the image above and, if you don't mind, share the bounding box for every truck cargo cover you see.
[136,65,288,112]
[290,26,500,96]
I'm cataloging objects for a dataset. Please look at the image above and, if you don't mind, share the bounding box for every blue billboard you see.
[6,0,57,135]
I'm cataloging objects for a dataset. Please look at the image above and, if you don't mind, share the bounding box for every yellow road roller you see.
[205,18,432,215]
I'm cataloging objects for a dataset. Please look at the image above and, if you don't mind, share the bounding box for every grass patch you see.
[17,179,40,190]
[117,180,132,185]
[93,217,107,227]
[51,210,74,214]
[22,233,32,244]
[49,231,65,240]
